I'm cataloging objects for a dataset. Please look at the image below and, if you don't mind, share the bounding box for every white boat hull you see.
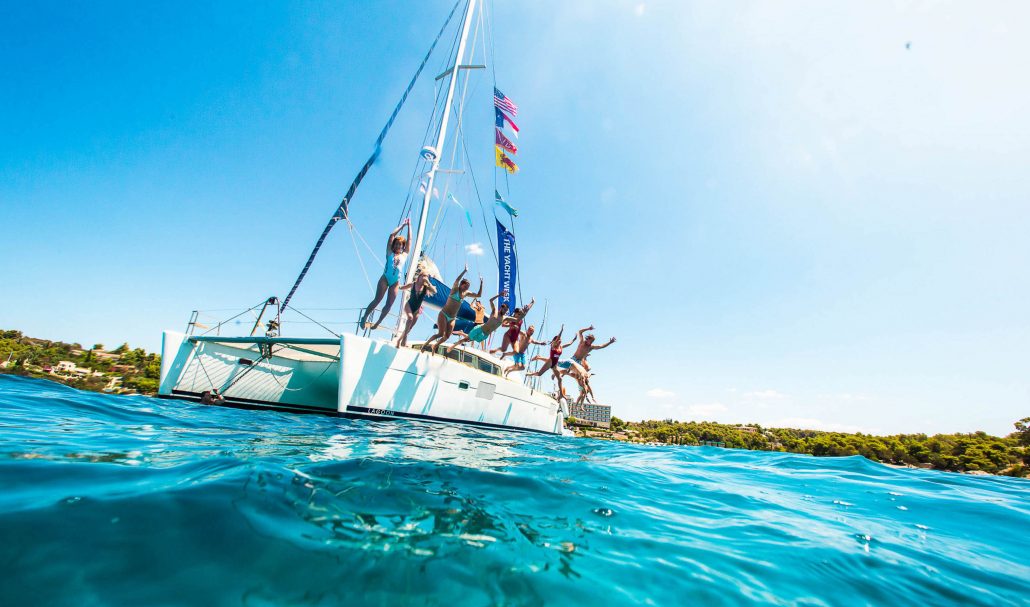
[158,331,565,434]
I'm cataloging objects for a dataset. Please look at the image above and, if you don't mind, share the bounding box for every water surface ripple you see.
[1,375,1027,606]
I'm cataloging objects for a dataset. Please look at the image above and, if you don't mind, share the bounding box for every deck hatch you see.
[476,382,495,399]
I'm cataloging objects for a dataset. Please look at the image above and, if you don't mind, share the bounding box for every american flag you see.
[493,87,518,117]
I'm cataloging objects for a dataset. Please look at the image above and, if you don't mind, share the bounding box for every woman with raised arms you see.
[360,218,411,330]
[420,265,482,353]
[395,262,436,348]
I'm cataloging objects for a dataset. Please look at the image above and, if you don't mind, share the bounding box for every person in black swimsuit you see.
[396,265,436,348]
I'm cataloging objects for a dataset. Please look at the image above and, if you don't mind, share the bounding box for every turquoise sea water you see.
[0,375,1027,606]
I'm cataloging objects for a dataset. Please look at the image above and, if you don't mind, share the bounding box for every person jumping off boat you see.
[560,326,616,375]
[502,324,545,378]
[471,299,486,325]
[491,298,535,357]
[396,261,436,348]
[360,218,411,330]
[447,291,508,353]
[420,265,482,353]
[529,325,577,395]
[559,326,615,406]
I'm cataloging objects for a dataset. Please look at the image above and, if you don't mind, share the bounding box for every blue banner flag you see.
[496,220,517,312]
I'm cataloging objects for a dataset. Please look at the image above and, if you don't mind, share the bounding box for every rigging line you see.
[280,0,462,313]
[198,300,267,337]
[486,0,500,199]
[511,213,524,305]
[399,1,467,228]
[287,306,343,338]
[268,356,337,392]
[221,345,279,393]
[397,71,449,224]
[456,107,498,265]
[351,221,383,265]
[426,6,484,255]
[424,95,468,251]
[345,221,375,293]
[194,344,219,391]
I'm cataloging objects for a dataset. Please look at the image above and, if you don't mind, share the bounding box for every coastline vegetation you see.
[2,329,1026,478]
[596,417,1029,478]
[0,329,160,394]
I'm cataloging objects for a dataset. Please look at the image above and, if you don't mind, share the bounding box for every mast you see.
[396,0,478,335]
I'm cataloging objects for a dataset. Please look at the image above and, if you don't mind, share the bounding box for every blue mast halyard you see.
[278,0,463,315]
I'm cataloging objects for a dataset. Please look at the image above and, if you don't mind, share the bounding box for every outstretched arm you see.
[386,219,409,253]
[523,298,536,314]
[450,265,469,291]
[577,325,593,342]
[398,280,415,291]
[465,277,483,299]
[562,336,579,349]
[487,292,502,314]
[402,219,411,252]
[592,337,617,351]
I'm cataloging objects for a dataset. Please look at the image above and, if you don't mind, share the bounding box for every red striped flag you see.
[495,108,519,137]
[493,87,518,117]
[495,128,517,154]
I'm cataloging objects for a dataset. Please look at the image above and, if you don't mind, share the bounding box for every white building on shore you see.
[568,402,612,429]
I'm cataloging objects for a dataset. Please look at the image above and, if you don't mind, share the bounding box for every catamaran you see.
[157,0,569,435]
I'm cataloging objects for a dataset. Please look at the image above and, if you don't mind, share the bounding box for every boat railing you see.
[185,305,386,340]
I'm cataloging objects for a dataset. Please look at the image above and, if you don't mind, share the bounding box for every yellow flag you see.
[495,146,519,174]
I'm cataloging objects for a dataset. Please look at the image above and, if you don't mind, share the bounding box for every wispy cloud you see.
[465,243,484,256]
[634,3,646,17]
[646,388,674,399]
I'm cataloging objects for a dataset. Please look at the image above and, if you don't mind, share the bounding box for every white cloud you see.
[465,243,484,256]
[686,402,728,417]
[634,3,646,17]
[646,387,674,399]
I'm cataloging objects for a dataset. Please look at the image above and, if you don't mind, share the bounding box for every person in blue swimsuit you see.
[361,219,410,330]
[420,265,482,353]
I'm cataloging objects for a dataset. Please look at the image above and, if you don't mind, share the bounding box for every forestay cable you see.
[280,0,462,312]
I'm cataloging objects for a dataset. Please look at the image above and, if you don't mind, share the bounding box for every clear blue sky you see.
[2,1,1027,436]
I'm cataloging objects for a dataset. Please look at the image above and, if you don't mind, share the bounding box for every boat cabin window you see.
[425,344,500,377]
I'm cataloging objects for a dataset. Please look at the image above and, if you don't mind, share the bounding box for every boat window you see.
[431,344,501,376]
[478,359,498,375]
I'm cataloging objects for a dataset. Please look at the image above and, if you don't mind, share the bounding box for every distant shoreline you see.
[2,328,1027,479]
